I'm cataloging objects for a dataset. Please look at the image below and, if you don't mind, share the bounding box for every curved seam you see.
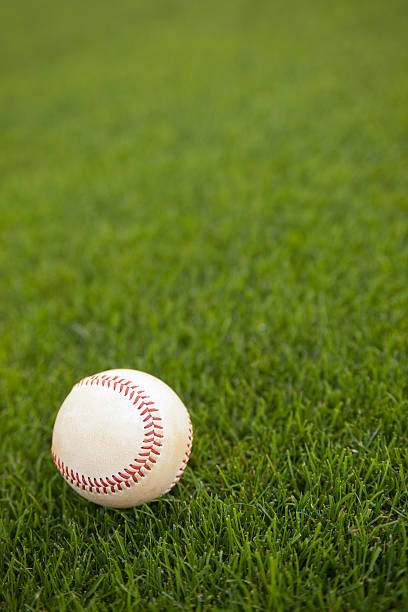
[166,417,193,493]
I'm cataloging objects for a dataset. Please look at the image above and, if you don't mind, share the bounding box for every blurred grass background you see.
[1,0,408,609]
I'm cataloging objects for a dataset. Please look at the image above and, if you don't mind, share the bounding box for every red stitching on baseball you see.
[168,417,193,491]
[51,374,163,495]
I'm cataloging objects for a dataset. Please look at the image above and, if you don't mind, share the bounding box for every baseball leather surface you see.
[51,369,193,508]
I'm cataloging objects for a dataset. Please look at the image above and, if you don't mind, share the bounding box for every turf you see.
[1,0,408,609]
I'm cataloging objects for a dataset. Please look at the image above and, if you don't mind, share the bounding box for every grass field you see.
[1,0,408,609]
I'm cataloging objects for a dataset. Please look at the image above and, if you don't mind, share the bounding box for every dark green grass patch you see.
[1,0,408,609]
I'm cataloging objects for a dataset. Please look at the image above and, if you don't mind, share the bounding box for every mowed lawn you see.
[1,0,408,609]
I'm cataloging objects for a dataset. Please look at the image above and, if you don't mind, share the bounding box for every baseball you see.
[51,369,193,508]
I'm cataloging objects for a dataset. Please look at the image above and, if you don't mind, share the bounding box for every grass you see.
[1,0,408,609]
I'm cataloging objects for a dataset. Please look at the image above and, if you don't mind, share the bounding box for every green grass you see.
[1,0,408,609]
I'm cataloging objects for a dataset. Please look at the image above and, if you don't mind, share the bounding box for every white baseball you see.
[51,369,193,508]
